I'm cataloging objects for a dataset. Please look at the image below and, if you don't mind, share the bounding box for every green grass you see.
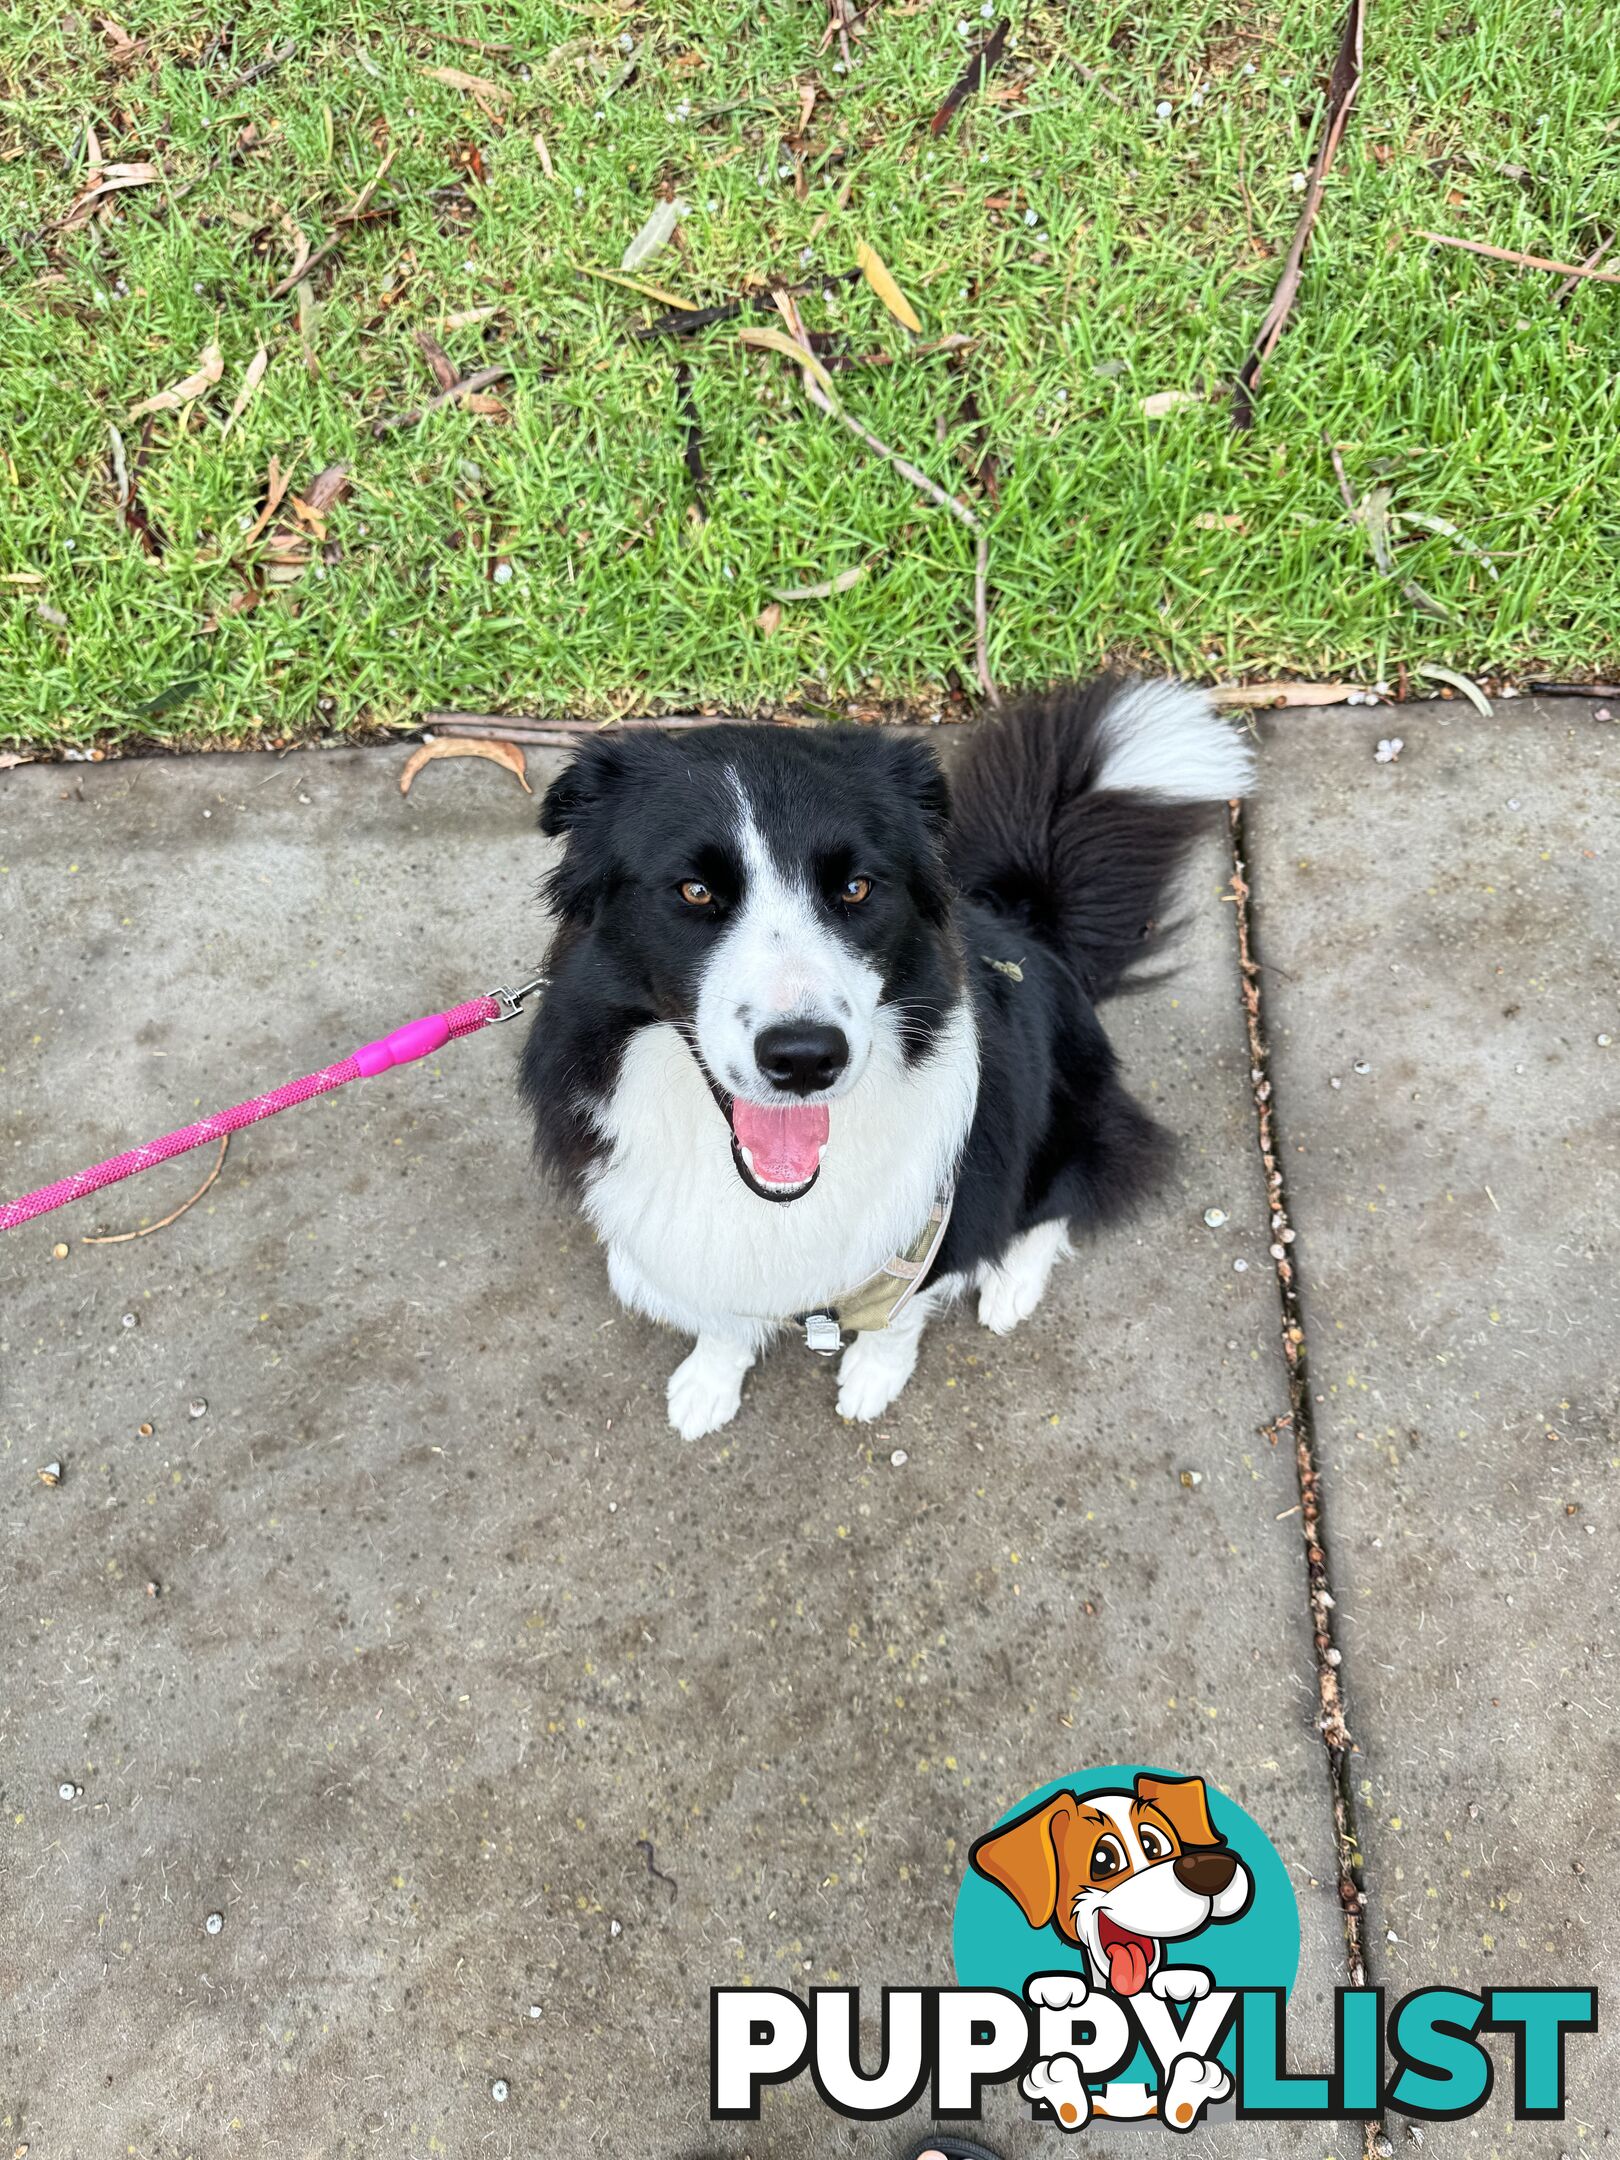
[2,0,1618,746]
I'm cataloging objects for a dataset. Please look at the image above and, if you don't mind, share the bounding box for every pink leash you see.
[0,970,548,1235]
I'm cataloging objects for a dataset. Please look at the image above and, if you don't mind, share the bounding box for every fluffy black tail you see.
[947,676,1254,1000]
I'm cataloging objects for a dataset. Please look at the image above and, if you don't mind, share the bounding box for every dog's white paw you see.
[1159,2054,1232,2132]
[836,1332,917,1421]
[977,1269,1044,1334]
[1151,1965,1212,2005]
[1022,2054,1091,2132]
[976,1222,1067,1334]
[1027,1972,1091,2011]
[666,1342,750,1440]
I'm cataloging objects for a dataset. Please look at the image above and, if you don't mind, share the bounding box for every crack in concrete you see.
[1226,804,1387,2155]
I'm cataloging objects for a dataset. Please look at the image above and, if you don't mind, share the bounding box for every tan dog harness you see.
[798,1190,955,1354]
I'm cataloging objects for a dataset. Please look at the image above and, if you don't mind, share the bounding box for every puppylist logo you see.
[711,1766,1597,2131]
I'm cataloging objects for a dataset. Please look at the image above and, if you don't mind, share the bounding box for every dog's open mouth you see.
[1096,1915,1158,1996]
[727,1096,829,1203]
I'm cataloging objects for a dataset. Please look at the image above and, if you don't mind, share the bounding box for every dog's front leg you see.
[835,1285,944,1422]
[666,1333,757,1441]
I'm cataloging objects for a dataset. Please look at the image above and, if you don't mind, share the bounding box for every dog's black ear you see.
[540,734,652,921]
[539,734,639,838]
[879,733,951,829]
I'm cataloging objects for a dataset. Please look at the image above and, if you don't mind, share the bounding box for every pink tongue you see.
[731,1099,830,1185]
[1105,1937,1150,1996]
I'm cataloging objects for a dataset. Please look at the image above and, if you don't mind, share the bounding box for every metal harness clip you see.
[487,969,551,1023]
[802,1311,843,1357]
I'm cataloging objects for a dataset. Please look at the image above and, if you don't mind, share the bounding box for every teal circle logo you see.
[953,1766,1298,2082]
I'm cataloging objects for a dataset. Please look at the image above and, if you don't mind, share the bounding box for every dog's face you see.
[540,726,960,1201]
[969,1775,1252,1995]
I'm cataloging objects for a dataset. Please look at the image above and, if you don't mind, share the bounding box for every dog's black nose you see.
[754,1021,849,1096]
[1173,1848,1237,1897]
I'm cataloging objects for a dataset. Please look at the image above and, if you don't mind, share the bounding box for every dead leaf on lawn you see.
[398,738,530,795]
[1395,509,1499,580]
[772,562,870,601]
[222,345,269,434]
[738,323,838,400]
[1358,483,1395,575]
[444,304,500,330]
[129,340,223,418]
[420,63,513,100]
[621,197,687,272]
[416,327,458,390]
[855,240,923,335]
[754,603,782,636]
[0,751,32,770]
[1412,661,1490,714]
[1193,511,1248,531]
[238,455,297,549]
[1141,389,1201,419]
[60,160,161,230]
[534,130,555,178]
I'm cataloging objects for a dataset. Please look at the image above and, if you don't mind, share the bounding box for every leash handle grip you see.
[353,1012,452,1076]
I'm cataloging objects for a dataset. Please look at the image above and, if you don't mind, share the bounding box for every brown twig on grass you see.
[930,17,1010,136]
[761,298,999,706]
[1557,233,1613,304]
[632,266,863,340]
[1415,229,1620,286]
[268,147,399,299]
[371,364,511,435]
[1233,0,1365,429]
[82,1135,228,1245]
[426,714,799,743]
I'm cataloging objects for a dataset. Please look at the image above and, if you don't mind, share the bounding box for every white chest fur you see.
[582,1002,979,1342]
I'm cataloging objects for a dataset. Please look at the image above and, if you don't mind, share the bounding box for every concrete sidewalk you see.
[0,701,1612,2157]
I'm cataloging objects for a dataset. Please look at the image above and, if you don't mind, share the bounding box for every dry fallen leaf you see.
[621,197,686,273]
[60,159,160,229]
[738,324,837,399]
[1212,681,1368,709]
[754,602,782,636]
[222,344,268,434]
[772,562,869,602]
[1141,389,1201,419]
[1193,512,1247,532]
[1412,662,1491,716]
[237,455,297,549]
[534,130,555,179]
[855,240,923,335]
[129,340,223,417]
[443,304,500,330]
[420,63,513,100]
[0,750,32,770]
[399,738,530,795]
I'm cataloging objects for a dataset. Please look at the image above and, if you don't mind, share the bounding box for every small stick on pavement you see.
[82,1134,229,1245]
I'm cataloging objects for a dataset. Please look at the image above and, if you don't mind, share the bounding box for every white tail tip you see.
[1095,679,1256,803]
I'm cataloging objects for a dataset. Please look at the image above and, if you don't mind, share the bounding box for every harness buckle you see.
[487,969,551,1023]
[802,1311,843,1357]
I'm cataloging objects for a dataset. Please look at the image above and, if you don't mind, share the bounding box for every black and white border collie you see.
[521,678,1252,1438]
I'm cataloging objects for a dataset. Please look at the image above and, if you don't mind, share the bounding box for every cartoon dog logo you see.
[969,1773,1253,2131]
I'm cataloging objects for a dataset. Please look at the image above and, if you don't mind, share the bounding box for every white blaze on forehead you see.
[692,770,882,1100]
[1090,1791,1150,1871]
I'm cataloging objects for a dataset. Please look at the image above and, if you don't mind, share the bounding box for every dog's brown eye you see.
[842,876,872,905]
[1139,1825,1172,1862]
[1090,1834,1127,1882]
[679,880,713,906]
